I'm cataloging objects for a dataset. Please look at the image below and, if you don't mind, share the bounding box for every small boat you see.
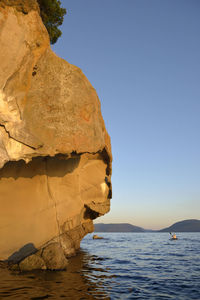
[169,232,178,240]
[93,234,103,240]
[170,237,178,240]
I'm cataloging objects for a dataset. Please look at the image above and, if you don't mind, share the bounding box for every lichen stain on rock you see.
[0,0,39,14]
[0,0,112,269]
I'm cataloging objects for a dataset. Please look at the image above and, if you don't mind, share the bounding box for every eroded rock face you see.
[0,0,112,267]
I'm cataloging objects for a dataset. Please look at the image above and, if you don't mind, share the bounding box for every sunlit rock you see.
[0,0,112,267]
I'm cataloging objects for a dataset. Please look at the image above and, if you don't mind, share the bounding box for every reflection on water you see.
[1,233,200,299]
[0,250,112,299]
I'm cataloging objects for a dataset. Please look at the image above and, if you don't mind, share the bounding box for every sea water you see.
[0,233,200,299]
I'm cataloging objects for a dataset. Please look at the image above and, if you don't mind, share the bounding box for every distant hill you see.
[94,219,200,233]
[159,219,200,232]
[94,223,145,232]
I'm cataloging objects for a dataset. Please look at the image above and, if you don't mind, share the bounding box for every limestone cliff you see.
[0,0,112,269]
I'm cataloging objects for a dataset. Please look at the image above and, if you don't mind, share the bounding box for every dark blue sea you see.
[0,233,200,299]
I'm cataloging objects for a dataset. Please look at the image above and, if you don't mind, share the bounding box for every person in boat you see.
[170,232,177,239]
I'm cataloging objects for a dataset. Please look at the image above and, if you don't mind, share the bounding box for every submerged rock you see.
[0,0,112,267]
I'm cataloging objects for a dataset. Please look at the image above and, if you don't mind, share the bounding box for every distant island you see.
[94,219,200,232]
[159,219,200,232]
[94,223,145,232]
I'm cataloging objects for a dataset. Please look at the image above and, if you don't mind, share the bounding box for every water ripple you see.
[0,233,200,299]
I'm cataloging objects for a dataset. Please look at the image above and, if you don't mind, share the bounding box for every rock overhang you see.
[0,0,112,269]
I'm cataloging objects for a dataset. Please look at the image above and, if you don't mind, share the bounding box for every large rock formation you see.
[0,0,112,269]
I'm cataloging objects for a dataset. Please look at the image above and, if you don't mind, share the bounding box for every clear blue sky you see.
[53,0,200,230]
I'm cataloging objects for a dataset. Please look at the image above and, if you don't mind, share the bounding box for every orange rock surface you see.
[0,0,112,264]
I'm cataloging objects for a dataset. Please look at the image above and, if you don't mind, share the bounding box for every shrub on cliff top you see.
[37,0,66,44]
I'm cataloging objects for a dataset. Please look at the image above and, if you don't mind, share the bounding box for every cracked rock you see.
[0,0,112,265]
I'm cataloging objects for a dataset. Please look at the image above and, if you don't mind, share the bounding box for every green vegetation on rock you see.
[37,0,66,44]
